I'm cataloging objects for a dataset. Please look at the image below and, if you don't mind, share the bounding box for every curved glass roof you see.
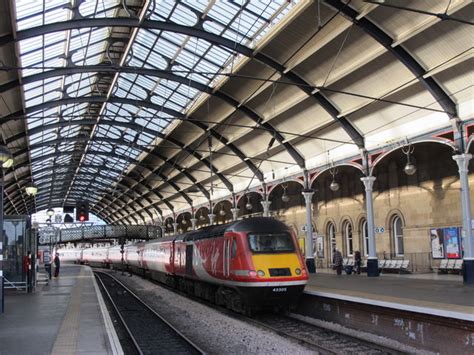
[14,0,297,209]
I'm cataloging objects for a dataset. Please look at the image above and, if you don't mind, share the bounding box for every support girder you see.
[4,96,233,192]
[0,17,362,146]
[324,0,457,118]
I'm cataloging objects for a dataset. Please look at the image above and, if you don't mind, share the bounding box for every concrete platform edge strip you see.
[304,290,474,321]
[92,270,124,355]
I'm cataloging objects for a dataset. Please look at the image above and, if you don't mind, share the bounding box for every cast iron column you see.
[190,217,197,231]
[361,176,379,276]
[261,199,271,217]
[453,154,473,284]
[208,213,216,225]
[172,222,178,235]
[302,190,315,273]
[231,208,239,221]
[0,171,4,313]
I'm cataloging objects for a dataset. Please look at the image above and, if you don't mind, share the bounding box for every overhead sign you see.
[375,227,385,233]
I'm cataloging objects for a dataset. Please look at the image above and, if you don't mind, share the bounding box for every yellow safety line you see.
[51,267,85,355]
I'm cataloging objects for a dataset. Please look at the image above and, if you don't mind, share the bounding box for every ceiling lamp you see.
[281,184,290,202]
[402,144,417,176]
[181,218,187,225]
[219,208,226,216]
[0,145,13,169]
[46,208,55,217]
[199,213,206,221]
[329,167,340,191]
[245,195,253,210]
[25,182,38,196]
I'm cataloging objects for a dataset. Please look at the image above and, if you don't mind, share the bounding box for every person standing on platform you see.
[53,253,60,278]
[44,250,52,279]
[333,248,343,276]
[354,250,362,275]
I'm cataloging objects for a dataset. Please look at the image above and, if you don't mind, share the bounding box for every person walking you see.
[354,250,362,274]
[333,248,343,276]
[53,253,61,278]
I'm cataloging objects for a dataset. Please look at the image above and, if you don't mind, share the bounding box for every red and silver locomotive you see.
[105,217,308,313]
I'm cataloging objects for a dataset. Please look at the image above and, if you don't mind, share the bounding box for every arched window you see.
[392,216,404,256]
[327,222,336,261]
[360,219,369,256]
[344,221,353,256]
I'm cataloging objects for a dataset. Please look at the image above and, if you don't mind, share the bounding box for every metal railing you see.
[38,225,162,245]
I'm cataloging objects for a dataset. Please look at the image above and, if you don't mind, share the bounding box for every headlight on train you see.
[257,270,265,277]
[295,268,302,275]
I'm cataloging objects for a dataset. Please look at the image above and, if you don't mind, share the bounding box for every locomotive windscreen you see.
[248,232,295,253]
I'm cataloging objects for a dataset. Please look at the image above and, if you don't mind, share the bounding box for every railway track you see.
[94,271,204,355]
[248,313,405,355]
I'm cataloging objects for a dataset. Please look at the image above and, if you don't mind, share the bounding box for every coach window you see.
[392,216,404,257]
[360,219,369,256]
[344,221,353,256]
[327,222,336,261]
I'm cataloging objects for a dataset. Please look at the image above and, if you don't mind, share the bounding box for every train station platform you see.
[0,264,121,355]
[306,271,474,321]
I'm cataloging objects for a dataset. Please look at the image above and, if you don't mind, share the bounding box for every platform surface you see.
[306,271,474,321]
[0,264,118,355]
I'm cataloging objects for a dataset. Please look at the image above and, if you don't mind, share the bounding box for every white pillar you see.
[302,190,315,273]
[261,199,271,217]
[361,176,379,277]
[191,218,197,231]
[172,222,178,235]
[231,208,239,221]
[453,154,473,284]
[208,213,216,225]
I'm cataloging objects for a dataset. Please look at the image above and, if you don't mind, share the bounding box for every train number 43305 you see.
[272,287,287,292]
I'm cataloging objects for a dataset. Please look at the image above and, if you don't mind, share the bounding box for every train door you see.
[223,239,230,277]
[185,244,193,276]
[224,237,236,277]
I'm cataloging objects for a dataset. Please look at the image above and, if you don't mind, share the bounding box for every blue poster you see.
[443,227,460,259]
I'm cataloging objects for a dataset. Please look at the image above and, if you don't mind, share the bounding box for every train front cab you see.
[226,228,308,310]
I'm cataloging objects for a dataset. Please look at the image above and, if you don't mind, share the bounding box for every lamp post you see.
[0,145,14,313]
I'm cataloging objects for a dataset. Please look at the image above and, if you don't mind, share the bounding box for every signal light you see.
[76,201,89,222]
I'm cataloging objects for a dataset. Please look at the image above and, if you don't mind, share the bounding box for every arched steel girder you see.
[34,189,134,223]
[325,0,457,118]
[15,135,209,203]
[0,17,364,147]
[10,163,161,212]
[4,96,233,193]
[11,130,203,209]
[1,65,297,174]
[23,167,165,217]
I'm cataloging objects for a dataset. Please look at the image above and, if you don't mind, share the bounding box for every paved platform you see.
[0,264,122,355]
[306,271,474,321]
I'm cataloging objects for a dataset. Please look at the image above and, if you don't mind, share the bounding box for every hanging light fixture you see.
[402,144,417,176]
[219,205,226,216]
[25,182,38,196]
[46,208,55,217]
[181,218,187,225]
[0,145,13,168]
[281,183,290,202]
[199,212,206,221]
[329,167,340,191]
[245,194,253,210]
[166,222,172,228]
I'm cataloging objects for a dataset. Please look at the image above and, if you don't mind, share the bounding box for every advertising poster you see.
[443,227,461,259]
[430,228,444,259]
